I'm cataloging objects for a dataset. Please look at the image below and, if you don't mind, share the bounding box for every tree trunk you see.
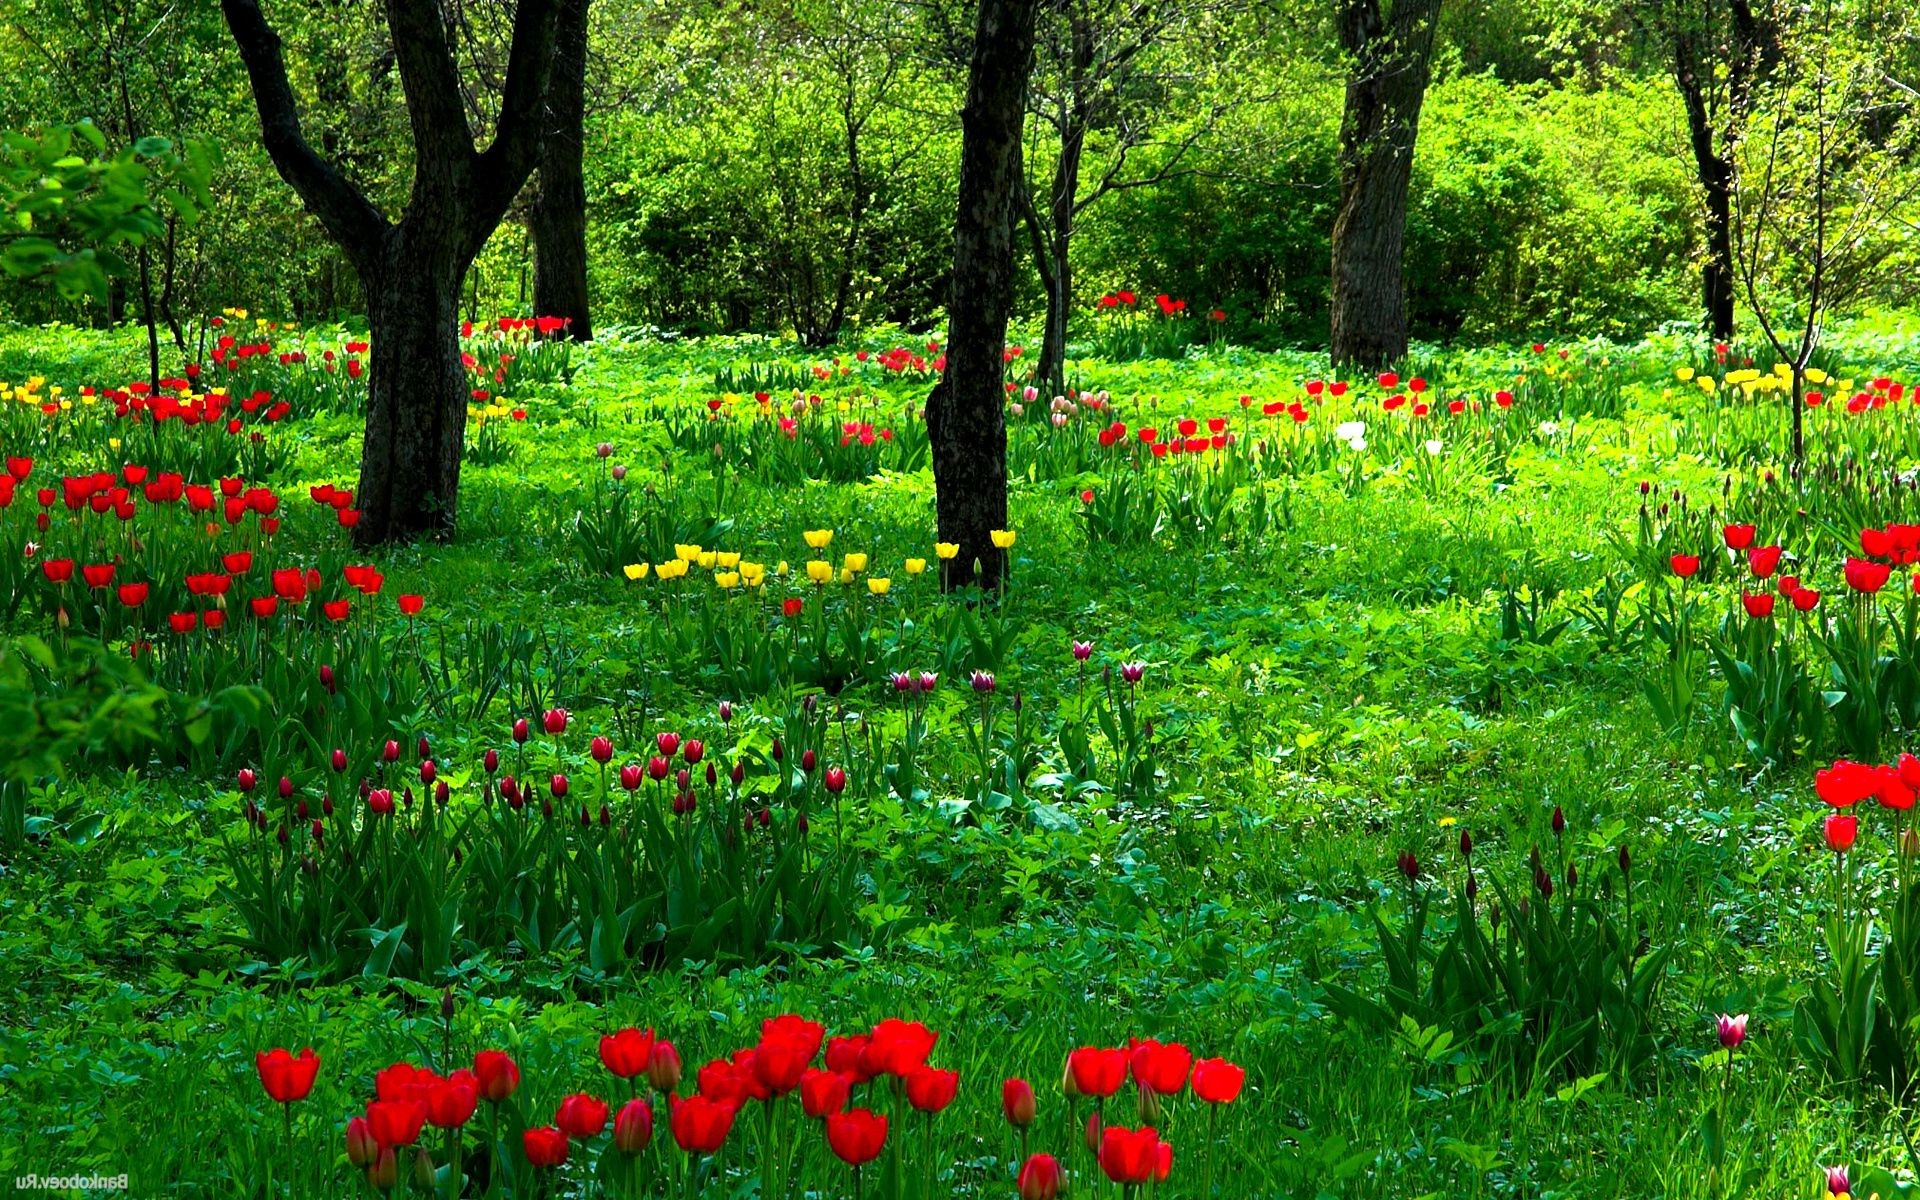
[928,0,1039,592]
[1034,121,1082,397]
[357,235,470,544]
[530,0,591,340]
[1329,0,1442,371]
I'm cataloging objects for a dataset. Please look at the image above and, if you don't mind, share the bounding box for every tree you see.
[927,0,1040,592]
[1728,0,1920,462]
[530,0,591,339]
[1328,0,1443,370]
[1641,0,1778,341]
[221,0,561,545]
[1015,0,1239,393]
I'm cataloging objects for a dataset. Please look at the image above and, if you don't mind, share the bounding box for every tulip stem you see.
[282,1101,294,1200]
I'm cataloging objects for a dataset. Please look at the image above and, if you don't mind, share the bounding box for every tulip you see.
[1066,1047,1127,1098]
[1098,1124,1159,1184]
[1826,813,1859,854]
[522,1125,569,1169]
[669,1094,735,1154]
[1002,1077,1037,1126]
[1128,1040,1191,1095]
[512,718,530,744]
[614,1098,654,1154]
[904,1065,959,1112]
[1191,1057,1245,1103]
[345,1116,378,1167]
[657,731,681,757]
[1018,1153,1063,1200]
[238,768,257,793]
[590,736,613,763]
[365,1099,427,1148]
[1071,640,1093,661]
[620,763,644,790]
[425,1071,479,1128]
[826,1107,888,1166]
[648,1040,683,1092]
[824,766,847,794]
[601,1027,656,1079]
[255,1047,320,1104]
[1669,554,1700,578]
[1716,1012,1748,1050]
[971,670,996,693]
[556,1092,609,1139]
[366,1147,398,1189]
[802,1068,851,1118]
[1827,1166,1851,1199]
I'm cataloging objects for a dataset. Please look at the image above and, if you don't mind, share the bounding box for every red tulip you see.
[1746,544,1782,578]
[683,738,704,764]
[825,1107,888,1166]
[543,708,569,735]
[824,765,847,794]
[473,1050,520,1101]
[648,1040,683,1092]
[904,1065,959,1112]
[1722,523,1755,550]
[556,1093,609,1139]
[601,1027,656,1079]
[1845,557,1891,593]
[1669,554,1700,578]
[1792,587,1821,611]
[1128,1039,1191,1095]
[1741,593,1775,618]
[614,1099,654,1154]
[669,1094,736,1154]
[522,1126,569,1168]
[1018,1153,1063,1200]
[1002,1077,1037,1126]
[398,594,424,615]
[255,1047,319,1104]
[365,1099,427,1148]
[345,1116,378,1167]
[826,1035,874,1083]
[801,1068,852,1118]
[1826,813,1859,853]
[1098,1125,1160,1184]
[40,558,73,584]
[1067,1047,1127,1098]
[1190,1057,1245,1103]
[1816,760,1878,807]
[590,735,614,763]
[863,1019,937,1077]
[426,1071,479,1128]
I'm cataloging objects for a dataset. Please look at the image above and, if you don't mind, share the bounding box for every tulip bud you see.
[483,748,499,774]
[771,738,784,761]
[1617,844,1631,876]
[614,1098,653,1154]
[513,718,530,744]
[1002,1078,1037,1127]
[1018,1153,1063,1200]
[322,795,334,817]
[704,763,717,787]
[331,748,347,772]
[801,748,816,773]
[824,766,847,794]
[383,739,400,763]
[435,780,449,804]
[319,664,336,693]
[296,798,310,820]
[413,1147,435,1190]
[441,988,456,1020]
[718,700,733,723]
[551,774,569,799]
[346,1117,378,1167]
[420,760,436,785]
[730,761,746,786]
[1551,806,1566,837]
[1083,1109,1103,1154]
[367,1148,398,1189]
[417,736,431,760]
[1060,1056,1082,1099]
[1458,829,1472,858]
[675,768,690,790]
[1565,862,1578,890]
[647,1040,682,1092]
[591,736,613,763]
[278,775,294,799]
[1136,1083,1163,1123]
[238,768,257,793]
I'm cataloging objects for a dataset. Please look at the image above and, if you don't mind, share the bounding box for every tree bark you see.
[222,0,561,546]
[530,0,591,340]
[927,0,1039,592]
[1329,0,1442,371]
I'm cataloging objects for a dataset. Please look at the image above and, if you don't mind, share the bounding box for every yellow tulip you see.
[717,552,740,568]
[623,563,650,581]
[806,560,833,584]
[776,561,789,575]
[1806,367,1829,384]
[868,577,891,595]
[697,551,718,570]
[905,558,926,575]
[843,553,868,573]
[675,543,702,562]
[935,542,959,560]
[804,529,834,549]
[716,572,741,589]
[839,567,855,584]
[1674,367,1695,381]
[990,530,1016,549]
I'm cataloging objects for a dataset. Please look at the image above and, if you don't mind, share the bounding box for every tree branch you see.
[219,0,389,262]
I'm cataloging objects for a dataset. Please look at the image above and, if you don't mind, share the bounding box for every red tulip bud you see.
[591,736,613,763]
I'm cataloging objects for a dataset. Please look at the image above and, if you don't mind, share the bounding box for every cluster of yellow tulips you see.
[617,528,1017,596]
[1674,363,1844,397]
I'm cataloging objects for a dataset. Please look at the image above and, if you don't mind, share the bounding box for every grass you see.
[0,313,1911,1198]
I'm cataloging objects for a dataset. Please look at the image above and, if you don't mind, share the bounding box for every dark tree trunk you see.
[1032,122,1082,396]
[1329,0,1442,371]
[1665,0,1774,343]
[223,0,561,546]
[531,0,591,340]
[928,0,1039,592]
[359,235,470,541]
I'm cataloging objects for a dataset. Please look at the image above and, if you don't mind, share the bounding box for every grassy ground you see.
[3,316,1918,1198]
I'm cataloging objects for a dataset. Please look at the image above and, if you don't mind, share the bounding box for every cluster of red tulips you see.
[1810,755,1920,854]
[253,1015,1247,1198]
